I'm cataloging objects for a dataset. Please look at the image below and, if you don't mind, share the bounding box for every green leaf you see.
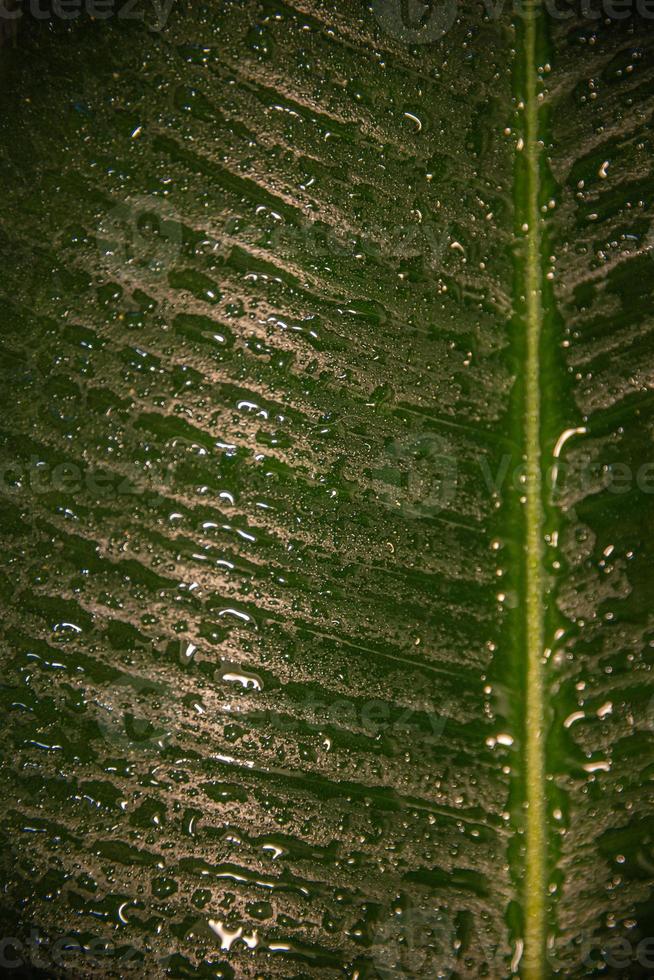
[0,3,653,978]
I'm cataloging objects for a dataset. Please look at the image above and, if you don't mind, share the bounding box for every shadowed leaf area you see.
[0,1,653,977]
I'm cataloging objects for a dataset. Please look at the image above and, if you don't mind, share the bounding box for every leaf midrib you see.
[521,3,547,978]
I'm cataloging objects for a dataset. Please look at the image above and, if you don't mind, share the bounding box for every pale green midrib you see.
[522,4,547,980]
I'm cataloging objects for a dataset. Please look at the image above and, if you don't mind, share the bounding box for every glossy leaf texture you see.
[547,7,654,975]
[0,2,652,978]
